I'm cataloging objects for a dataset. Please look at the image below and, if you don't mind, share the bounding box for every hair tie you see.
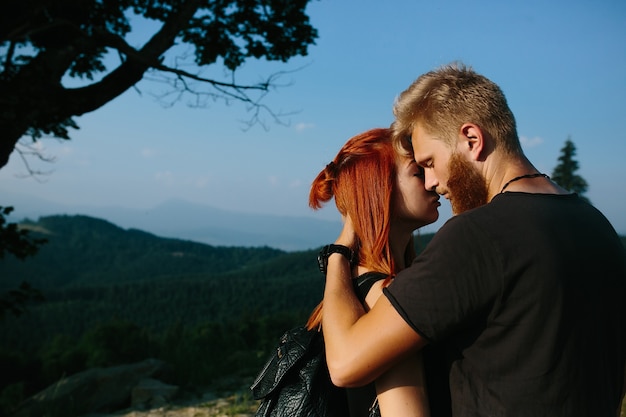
[325,161,337,177]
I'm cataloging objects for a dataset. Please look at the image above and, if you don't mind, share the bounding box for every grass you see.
[197,392,259,416]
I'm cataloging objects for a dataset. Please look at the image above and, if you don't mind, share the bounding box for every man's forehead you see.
[411,124,452,163]
[410,125,434,154]
[411,123,432,142]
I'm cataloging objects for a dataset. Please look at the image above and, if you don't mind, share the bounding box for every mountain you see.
[1,214,290,289]
[2,191,341,251]
[0,214,331,412]
[0,214,326,349]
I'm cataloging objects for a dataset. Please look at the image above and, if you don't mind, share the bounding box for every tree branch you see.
[13,139,56,180]
[92,27,273,92]
[3,40,16,71]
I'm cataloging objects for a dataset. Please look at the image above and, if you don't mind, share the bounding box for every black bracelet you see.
[317,244,356,275]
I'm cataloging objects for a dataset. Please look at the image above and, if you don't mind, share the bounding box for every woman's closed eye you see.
[413,166,425,179]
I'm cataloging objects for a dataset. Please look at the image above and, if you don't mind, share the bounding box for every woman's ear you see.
[458,123,485,161]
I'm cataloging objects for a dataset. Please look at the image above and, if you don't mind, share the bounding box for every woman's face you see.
[392,157,441,229]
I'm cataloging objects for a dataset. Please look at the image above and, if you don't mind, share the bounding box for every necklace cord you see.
[500,173,549,194]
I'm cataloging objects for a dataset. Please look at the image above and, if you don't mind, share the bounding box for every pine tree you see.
[551,137,590,203]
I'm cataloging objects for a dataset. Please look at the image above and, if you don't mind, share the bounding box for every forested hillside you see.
[0,215,335,415]
[1,214,288,289]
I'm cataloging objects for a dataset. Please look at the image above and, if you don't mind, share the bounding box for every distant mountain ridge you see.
[2,191,342,251]
[2,214,290,290]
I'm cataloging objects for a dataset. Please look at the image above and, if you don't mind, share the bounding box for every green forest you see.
[0,214,434,415]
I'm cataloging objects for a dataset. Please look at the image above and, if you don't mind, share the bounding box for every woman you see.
[306,127,440,417]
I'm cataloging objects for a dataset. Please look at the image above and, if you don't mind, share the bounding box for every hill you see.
[2,191,345,251]
[0,214,342,414]
[0,215,329,348]
[1,214,288,289]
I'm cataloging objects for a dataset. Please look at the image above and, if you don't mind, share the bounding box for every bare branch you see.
[152,62,274,91]
[144,61,309,130]
[13,139,56,181]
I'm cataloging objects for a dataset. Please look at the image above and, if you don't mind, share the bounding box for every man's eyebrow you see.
[415,158,432,168]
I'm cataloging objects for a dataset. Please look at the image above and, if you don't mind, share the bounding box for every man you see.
[319,63,626,416]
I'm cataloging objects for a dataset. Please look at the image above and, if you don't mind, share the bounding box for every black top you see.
[354,271,388,299]
[385,192,626,416]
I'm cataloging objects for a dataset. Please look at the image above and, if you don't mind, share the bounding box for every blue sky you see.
[1,0,625,235]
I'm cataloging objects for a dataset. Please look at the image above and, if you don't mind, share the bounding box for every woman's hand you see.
[336,214,357,249]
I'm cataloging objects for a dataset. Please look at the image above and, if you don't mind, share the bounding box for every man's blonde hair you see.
[392,62,521,156]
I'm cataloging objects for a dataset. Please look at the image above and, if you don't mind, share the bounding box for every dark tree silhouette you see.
[0,206,46,319]
[0,0,318,170]
[551,137,590,203]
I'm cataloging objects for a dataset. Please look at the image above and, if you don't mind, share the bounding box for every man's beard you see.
[446,152,489,214]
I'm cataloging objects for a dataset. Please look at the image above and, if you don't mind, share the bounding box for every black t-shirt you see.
[385,192,626,417]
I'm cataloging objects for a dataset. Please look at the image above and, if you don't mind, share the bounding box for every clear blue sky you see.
[1,0,625,234]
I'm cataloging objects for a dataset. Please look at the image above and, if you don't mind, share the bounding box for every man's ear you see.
[458,123,484,161]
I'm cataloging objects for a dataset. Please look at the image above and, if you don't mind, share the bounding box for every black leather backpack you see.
[250,325,349,417]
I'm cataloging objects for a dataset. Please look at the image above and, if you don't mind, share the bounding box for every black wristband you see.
[317,244,356,275]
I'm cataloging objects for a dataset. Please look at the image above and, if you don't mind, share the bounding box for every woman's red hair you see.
[306,128,414,330]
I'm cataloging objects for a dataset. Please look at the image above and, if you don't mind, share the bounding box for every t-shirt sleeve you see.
[384,215,502,344]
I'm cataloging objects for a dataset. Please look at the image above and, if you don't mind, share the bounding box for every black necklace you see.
[500,173,549,194]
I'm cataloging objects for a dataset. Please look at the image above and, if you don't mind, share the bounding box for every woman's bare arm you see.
[322,219,427,387]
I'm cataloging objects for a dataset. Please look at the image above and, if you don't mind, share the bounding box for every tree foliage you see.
[551,137,590,203]
[0,0,318,169]
[0,207,46,260]
[0,207,46,319]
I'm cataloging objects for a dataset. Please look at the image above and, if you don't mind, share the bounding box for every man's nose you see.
[425,171,438,192]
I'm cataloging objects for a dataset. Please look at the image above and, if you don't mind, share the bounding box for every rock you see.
[131,378,179,410]
[11,358,170,417]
